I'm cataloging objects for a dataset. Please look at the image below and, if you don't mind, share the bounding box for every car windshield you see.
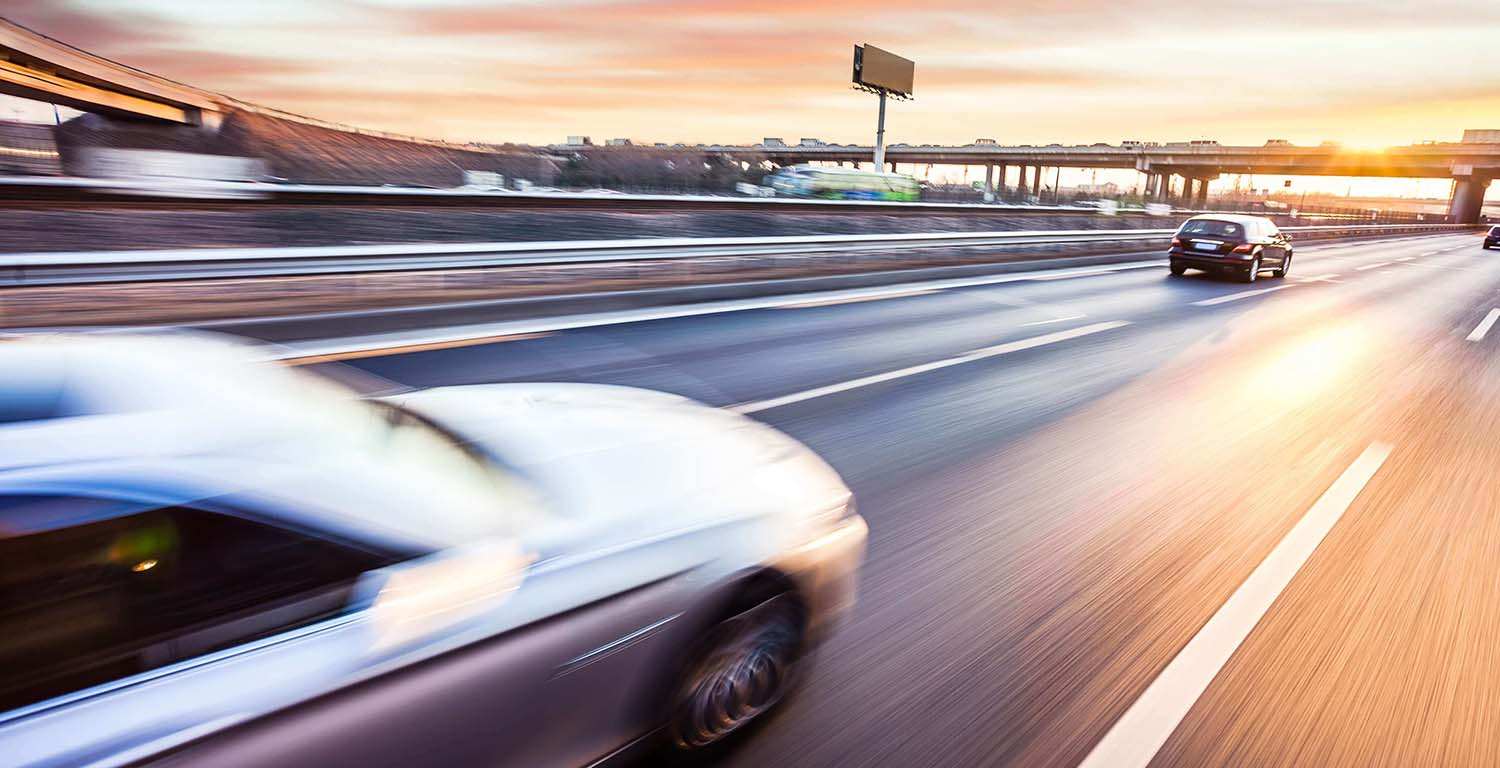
[268,367,545,544]
[38,336,542,546]
[1180,219,1245,238]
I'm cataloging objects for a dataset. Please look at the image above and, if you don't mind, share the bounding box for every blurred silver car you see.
[0,334,865,767]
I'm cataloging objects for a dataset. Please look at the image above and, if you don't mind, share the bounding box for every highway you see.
[311,231,1498,767]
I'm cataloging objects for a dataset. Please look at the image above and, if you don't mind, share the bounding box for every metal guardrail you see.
[0,177,1415,223]
[0,224,1474,287]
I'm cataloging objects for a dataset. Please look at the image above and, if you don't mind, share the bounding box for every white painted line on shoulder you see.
[729,320,1131,414]
[1191,284,1294,307]
[1467,308,1500,342]
[1022,314,1087,327]
[777,288,937,309]
[273,263,1160,361]
[1078,442,1393,768]
[1354,262,1389,271]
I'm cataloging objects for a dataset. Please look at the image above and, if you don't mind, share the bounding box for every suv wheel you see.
[1169,261,1186,276]
[1272,252,1292,278]
[1241,257,1261,283]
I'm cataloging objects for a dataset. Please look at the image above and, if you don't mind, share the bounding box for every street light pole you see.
[873,90,888,170]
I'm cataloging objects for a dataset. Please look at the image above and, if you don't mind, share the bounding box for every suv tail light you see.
[1171,238,1183,247]
[1232,244,1255,254]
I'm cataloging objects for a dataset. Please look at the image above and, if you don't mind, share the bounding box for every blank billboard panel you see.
[853,45,914,97]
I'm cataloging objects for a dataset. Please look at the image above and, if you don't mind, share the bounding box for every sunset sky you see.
[5,0,1500,195]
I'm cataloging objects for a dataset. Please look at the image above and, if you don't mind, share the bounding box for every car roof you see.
[1183,214,1274,225]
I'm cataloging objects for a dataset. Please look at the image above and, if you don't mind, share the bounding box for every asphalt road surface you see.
[330,232,1499,767]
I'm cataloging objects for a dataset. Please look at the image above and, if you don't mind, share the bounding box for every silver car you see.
[0,334,866,767]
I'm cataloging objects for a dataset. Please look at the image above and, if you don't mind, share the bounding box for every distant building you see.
[1264,139,1293,146]
[605,138,632,147]
[973,138,997,145]
[1462,129,1500,144]
[761,137,786,148]
[565,135,592,146]
[798,138,824,147]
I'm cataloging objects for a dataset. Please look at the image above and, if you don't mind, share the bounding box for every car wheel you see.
[1170,261,1186,276]
[1241,257,1261,283]
[666,593,806,757]
[1272,252,1292,278]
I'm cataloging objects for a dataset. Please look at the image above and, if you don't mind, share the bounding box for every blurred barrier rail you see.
[0,177,1407,221]
[0,224,1473,287]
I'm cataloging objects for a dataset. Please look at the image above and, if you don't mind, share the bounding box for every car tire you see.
[1170,261,1186,276]
[1241,257,1261,283]
[663,592,807,761]
[1272,252,1292,278]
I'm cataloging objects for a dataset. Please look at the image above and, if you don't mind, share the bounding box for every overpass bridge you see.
[558,140,1500,223]
[0,16,481,148]
[0,17,220,125]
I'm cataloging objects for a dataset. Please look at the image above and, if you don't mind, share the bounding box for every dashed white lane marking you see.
[1078,442,1394,768]
[1295,274,1341,283]
[1468,308,1500,342]
[1191,284,1294,306]
[729,320,1130,414]
[1022,314,1087,327]
[1355,262,1390,271]
[1395,256,1415,262]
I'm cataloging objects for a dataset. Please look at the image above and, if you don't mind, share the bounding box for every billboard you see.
[853,45,914,97]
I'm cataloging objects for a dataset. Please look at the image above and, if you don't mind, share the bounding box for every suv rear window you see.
[1180,219,1245,238]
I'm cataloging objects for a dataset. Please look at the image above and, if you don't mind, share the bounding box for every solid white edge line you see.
[273,265,1156,360]
[1354,262,1390,271]
[1467,308,1500,342]
[1022,314,1088,326]
[192,230,1453,360]
[1078,441,1393,768]
[1190,284,1293,307]
[729,320,1130,414]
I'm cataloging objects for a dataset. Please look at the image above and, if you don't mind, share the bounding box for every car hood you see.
[391,383,850,533]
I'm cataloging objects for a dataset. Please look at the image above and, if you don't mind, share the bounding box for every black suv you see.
[1169,214,1293,283]
[1484,226,1499,249]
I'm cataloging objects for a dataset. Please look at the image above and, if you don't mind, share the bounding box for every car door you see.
[0,493,397,768]
[1262,221,1288,263]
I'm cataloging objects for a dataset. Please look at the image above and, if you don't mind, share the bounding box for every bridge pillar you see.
[983,164,996,201]
[998,164,1008,197]
[1193,178,1209,208]
[1033,166,1044,198]
[1448,175,1491,224]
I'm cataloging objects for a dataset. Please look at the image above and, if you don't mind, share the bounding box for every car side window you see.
[0,495,393,713]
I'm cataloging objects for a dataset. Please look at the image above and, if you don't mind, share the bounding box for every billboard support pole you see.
[873,89,888,170]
